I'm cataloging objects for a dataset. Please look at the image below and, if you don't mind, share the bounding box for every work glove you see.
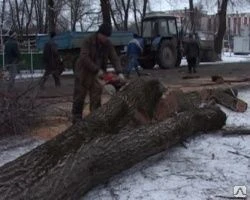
[118,73,125,81]
[97,69,104,79]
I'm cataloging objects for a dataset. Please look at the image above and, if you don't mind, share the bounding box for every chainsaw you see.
[97,69,126,95]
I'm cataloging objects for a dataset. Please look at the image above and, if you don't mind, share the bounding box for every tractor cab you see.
[142,12,178,39]
[140,12,180,69]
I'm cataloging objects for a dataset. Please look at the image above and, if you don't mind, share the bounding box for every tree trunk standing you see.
[24,0,35,36]
[0,0,5,49]
[0,79,164,200]
[214,0,228,56]
[47,0,55,33]
[122,0,131,30]
[0,0,6,27]
[132,0,139,34]
[140,0,149,35]
[189,0,195,33]
[100,0,111,26]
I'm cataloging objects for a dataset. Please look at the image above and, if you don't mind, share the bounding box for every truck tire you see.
[158,40,177,69]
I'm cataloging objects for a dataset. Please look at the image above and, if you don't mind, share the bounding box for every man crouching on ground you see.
[72,23,125,124]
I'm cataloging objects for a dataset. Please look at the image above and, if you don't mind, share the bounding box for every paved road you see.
[1,61,250,97]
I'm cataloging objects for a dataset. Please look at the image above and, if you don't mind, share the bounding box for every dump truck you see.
[36,31,134,69]
[36,12,215,70]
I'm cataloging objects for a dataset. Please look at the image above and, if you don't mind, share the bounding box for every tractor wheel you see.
[158,40,177,69]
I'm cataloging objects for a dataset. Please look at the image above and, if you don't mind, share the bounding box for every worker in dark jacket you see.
[72,23,125,123]
[124,34,144,78]
[4,31,20,91]
[40,32,64,89]
[185,34,200,73]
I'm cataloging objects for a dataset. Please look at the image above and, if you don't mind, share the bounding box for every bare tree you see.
[214,0,229,56]
[189,0,195,33]
[23,0,35,36]
[34,0,47,33]
[69,0,83,31]
[131,0,149,34]
[1,0,6,28]
[110,0,131,31]
[47,0,55,33]
[65,0,95,31]
[8,0,26,37]
[100,0,111,26]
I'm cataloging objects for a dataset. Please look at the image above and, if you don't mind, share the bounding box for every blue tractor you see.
[140,12,200,69]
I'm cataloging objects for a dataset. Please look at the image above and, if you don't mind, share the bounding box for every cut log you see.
[182,75,200,79]
[211,89,247,112]
[211,75,224,83]
[0,78,164,200]
[154,90,197,121]
[154,88,247,122]
[0,106,226,200]
[218,128,250,136]
[212,75,250,83]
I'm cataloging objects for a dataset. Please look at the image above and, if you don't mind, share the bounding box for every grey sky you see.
[151,0,250,14]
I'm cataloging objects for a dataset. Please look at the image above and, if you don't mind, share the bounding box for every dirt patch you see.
[30,94,112,140]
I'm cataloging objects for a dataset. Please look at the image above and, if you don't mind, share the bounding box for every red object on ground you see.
[103,72,117,83]
[103,72,124,90]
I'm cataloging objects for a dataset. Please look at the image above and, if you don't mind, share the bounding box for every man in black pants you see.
[40,32,64,88]
[185,34,200,73]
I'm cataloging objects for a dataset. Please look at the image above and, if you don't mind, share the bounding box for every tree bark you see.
[100,0,111,26]
[0,105,226,200]
[189,0,195,33]
[211,89,247,112]
[47,0,55,33]
[154,88,247,122]
[0,78,164,200]
[214,0,228,55]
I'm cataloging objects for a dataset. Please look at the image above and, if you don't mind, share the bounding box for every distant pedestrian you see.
[40,32,64,89]
[4,31,21,91]
[185,34,200,73]
[124,34,144,78]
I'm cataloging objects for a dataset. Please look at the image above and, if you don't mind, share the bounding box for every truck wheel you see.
[158,40,177,69]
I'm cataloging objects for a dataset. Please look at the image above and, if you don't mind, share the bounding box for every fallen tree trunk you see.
[0,106,226,200]
[219,128,250,136]
[154,88,247,121]
[211,89,247,112]
[0,78,164,200]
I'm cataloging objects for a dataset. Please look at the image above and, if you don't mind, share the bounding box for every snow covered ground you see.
[81,90,250,200]
[0,90,249,199]
[180,52,250,66]
[221,52,250,63]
